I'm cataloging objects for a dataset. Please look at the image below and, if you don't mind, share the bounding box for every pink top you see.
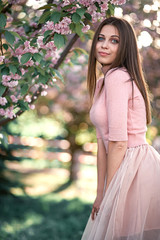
[90,67,148,153]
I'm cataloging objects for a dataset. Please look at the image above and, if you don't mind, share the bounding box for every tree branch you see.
[0,33,79,127]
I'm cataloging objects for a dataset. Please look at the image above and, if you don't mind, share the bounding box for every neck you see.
[101,65,111,75]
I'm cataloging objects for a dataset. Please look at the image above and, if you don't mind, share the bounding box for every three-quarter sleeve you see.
[105,69,130,141]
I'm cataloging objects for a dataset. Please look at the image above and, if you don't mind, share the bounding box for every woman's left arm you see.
[105,140,127,191]
[105,70,130,190]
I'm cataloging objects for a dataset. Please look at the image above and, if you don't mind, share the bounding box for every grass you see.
[0,195,91,240]
[0,157,97,240]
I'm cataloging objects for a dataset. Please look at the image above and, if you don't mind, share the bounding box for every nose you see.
[101,39,109,49]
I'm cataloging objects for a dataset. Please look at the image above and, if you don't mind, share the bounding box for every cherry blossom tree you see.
[0,0,126,129]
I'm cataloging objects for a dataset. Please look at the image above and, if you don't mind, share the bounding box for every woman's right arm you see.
[91,138,107,220]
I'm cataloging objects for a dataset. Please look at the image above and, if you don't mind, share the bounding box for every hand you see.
[91,194,103,220]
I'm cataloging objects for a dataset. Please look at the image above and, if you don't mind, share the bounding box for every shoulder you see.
[105,67,131,84]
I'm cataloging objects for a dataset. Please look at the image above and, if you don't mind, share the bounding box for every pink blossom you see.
[30,22,38,28]
[43,21,54,32]
[15,46,24,56]
[2,75,18,88]
[111,0,126,4]
[25,95,31,103]
[23,41,38,54]
[41,91,48,96]
[79,0,95,7]
[62,0,71,6]
[12,26,26,37]
[11,73,21,80]
[5,107,16,119]
[64,58,70,64]
[63,17,72,25]
[91,11,105,23]
[6,13,13,23]
[0,108,5,116]
[8,0,21,4]
[10,95,18,103]
[2,75,11,82]
[0,97,7,106]
[29,104,35,110]
[82,25,90,33]
[78,55,86,64]
[46,41,57,51]
[24,60,34,67]
[21,68,26,75]
[0,56,5,63]
[8,81,18,88]
[41,84,48,89]
[88,4,97,13]
[37,36,45,49]
[100,3,108,12]
[24,41,30,48]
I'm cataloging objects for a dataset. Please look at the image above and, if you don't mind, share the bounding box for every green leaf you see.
[76,8,86,17]
[52,69,64,83]
[20,52,32,64]
[95,2,100,11]
[75,23,83,37]
[44,30,52,38]
[1,67,9,75]
[4,31,15,45]
[84,12,92,21]
[62,4,75,10]
[0,84,6,97]
[10,31,22,40]
[35,66,45,76]
[33,53,43,63]
[38,10,51,24]
[54,33,65,49]
[69,23,75,32]
[0,13,6,28]
[2,43,8,50]
[38,3,57,10]
[9,65,17,75]
[17,68,22,76]
[50,12,61,23]
[72,13,81,23]
[21,84,29,95]
[106,3,115,17]
[39,74,48,84]
[18,100,29,111]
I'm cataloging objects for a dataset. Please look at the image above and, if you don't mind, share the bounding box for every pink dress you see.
[81,67,160,240]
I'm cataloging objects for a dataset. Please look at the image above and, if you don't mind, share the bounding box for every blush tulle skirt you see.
[81,144,160,240]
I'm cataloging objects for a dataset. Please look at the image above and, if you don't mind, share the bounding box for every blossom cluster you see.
[0,0,126,121]
[42,17,72,35]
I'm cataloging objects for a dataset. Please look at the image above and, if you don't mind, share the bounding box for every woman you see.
[81,17,160,240]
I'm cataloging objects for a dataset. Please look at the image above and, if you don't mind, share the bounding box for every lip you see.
[98,52,110,56]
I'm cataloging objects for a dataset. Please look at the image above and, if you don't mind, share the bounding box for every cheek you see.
[113,45,119,54]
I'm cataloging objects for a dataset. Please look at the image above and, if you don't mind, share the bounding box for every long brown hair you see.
[87,16,151,124]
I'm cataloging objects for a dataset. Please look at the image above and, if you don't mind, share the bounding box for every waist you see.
[102,133,147,153]
[127,133,147,147]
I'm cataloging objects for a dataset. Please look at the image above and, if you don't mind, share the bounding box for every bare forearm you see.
[97,139,107,195]
[106,141,127,190]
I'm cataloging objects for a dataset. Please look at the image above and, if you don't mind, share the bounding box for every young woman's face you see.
[95,25,119,66]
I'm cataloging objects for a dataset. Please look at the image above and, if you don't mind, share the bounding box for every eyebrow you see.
[98,33,120,38]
